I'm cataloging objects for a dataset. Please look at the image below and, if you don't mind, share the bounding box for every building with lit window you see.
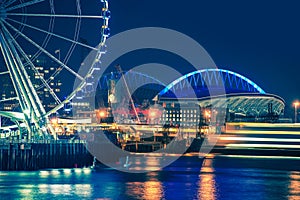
[157,69,285,126]
[95,68,285,126]
[26,55,63,111]
[0,74,18,112]
[160,102,202,127]
[0,55,63,113]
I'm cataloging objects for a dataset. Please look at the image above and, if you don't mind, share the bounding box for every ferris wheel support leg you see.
[0,29,49,139]
[0,34,33,136]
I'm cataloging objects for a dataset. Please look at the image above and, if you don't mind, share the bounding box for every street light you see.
[99,110,107,118]
[294,101,299,123]
[97,109,107,123]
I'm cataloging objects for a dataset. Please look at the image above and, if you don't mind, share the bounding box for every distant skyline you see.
[109,0,300,114]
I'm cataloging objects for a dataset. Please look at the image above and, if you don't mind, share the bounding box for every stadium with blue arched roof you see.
[157,69,285,118]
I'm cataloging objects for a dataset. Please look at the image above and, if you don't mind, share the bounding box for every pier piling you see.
[0,140,93,171]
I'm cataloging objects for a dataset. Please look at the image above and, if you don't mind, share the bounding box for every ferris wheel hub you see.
[0,0,110,139]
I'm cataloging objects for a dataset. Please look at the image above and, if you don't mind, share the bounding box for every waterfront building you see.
[0,75,18,112]
[94,69,285,127]
[0,55,63,113]
[157,69,285,125]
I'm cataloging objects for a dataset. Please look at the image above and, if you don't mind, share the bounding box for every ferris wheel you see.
[0,0,110,138]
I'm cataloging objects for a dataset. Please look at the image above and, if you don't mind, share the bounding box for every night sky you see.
[109,0,300,114]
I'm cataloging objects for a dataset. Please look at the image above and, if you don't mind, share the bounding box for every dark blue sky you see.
[109,0,300,112]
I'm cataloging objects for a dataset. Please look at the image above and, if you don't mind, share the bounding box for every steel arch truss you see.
[98,70,165,94]
[159,69,266,98]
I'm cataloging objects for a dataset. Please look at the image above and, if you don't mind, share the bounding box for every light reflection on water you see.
[198,158,216,200]
[1,156,300,199]
[126,174,164,200]
[289,172,300,200]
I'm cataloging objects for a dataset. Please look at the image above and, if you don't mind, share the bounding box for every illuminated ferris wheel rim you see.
[0,0,110,118]
[0,0,110,136]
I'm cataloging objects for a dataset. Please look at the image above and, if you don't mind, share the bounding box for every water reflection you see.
[12,169,94,199]
[289,171,300,200]
[126,172,164,200]
[17,186,34,199]
[3,157,300,199]
[198,158,217,200]
[37,184,92,197]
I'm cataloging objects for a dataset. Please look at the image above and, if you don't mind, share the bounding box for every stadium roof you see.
[157,69,285,116]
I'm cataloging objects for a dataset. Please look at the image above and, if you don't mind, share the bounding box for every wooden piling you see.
[0,141,93,171]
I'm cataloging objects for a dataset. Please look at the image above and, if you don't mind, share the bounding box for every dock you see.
[0,140,93,171]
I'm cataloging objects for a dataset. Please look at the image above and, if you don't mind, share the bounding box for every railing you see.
[0,138,86,145]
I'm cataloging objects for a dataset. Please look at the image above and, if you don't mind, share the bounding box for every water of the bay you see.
[1,155,300,200]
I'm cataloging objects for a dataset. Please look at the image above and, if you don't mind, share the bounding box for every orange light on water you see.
[294,101,300,123]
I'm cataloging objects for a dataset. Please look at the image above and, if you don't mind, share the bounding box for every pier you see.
[0,140,93,171]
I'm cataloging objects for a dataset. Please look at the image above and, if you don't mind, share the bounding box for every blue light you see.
[159,68,266,96]
[103,27,110,37]
[103,10,111,19]
[219,69,265,94]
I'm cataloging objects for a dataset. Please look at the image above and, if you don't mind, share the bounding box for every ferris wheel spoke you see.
[0,0,110,137]
[46,80,86,116]
[3,0,18,8]
[0,71,9,75]
[2,22,62,105]
[0,97,18,102]
[2,19,85,81]
[61,9,81,66]
[6,0,46,12]
[7,18,98,51]
[6,13,104,19]
[0,25,46,118]
[0,0,110,126]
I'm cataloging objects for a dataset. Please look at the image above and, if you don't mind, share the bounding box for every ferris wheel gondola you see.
[0,0,110,138]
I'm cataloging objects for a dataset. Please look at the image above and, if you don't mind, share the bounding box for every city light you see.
[99,111,106,118]
[51,118,58,125]
[205,110,211,118]
[149,111,157,118]
[294,101,300,123]
[97,109,107,118]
